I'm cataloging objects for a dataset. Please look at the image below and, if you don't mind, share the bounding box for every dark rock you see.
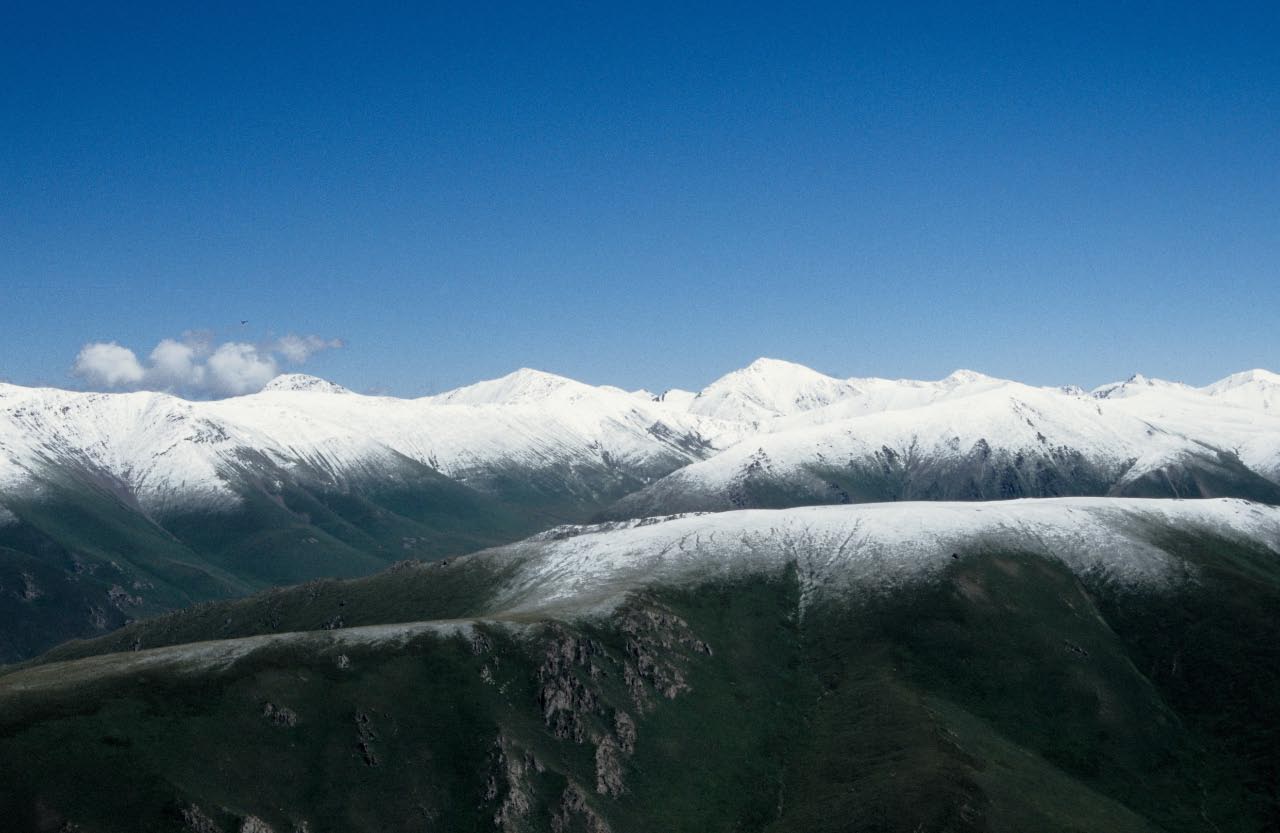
[550,783,611,833]
[594,737,625,796]
[261,702,298,727]
[181,804,223,833]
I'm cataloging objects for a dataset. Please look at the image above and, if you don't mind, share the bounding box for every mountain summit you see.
[688,357,862,422]
[261,374,352,394]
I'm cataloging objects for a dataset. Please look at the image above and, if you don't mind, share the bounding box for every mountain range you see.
[3,359,1280,831]
[2,359,1279,661]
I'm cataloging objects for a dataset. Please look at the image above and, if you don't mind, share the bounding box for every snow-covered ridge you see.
[614,375,1280,517]
[0,370,736,511]
[1,362,1278,514]
[4,498,1277,687]
[1091,373,1194,400]
[470,498,1280,616]
[427,368,583,405]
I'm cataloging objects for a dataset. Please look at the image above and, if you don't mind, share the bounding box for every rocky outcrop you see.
[550,783,611,833]
[537,629,606,742]
[239,817,274,833]
[619,602,710,708]
[261,702,298,727]
[594,737,625,797]
[486,737,541,832]
[613,710,636,755]
[20,572,43,601]
[180,805,223,833]
[107,584,143,608]
[530,603,709,809]
[354,711,379,767]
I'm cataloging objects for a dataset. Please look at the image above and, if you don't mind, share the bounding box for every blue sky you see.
[2,2,1277,395]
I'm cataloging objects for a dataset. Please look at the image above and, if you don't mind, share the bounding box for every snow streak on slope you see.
[468,498,1280,617]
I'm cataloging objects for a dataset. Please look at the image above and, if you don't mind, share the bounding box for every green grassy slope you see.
[0,462,542,663]
[3,528,1278,831]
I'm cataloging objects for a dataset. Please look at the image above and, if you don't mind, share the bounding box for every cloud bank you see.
[72,333,344,396]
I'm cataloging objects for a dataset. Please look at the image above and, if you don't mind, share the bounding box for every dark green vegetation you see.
[0,437,714,663]
[2,529,1278,832]
[0,462,539,663]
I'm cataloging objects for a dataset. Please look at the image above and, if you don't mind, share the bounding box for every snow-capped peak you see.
[688,358,860,422]
[1204,368,1280,412]
[1205,368,1280,392]
[261,374,352,395]
[940,369,995,386]
[1091,374,1192,400]
[743,357,822,375]
[430,368,584,405]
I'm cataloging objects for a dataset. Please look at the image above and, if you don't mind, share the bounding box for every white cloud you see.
[73,342,146,387]
[148,339,206,387]
[275,334,345,364]
[206,343,279,395]
[69,332,343,396]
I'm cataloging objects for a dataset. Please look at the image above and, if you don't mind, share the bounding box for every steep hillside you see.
[0,456,532,662]
[3,499,1278,832]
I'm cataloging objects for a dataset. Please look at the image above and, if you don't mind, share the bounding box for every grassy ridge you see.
[2,530,1278,831]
